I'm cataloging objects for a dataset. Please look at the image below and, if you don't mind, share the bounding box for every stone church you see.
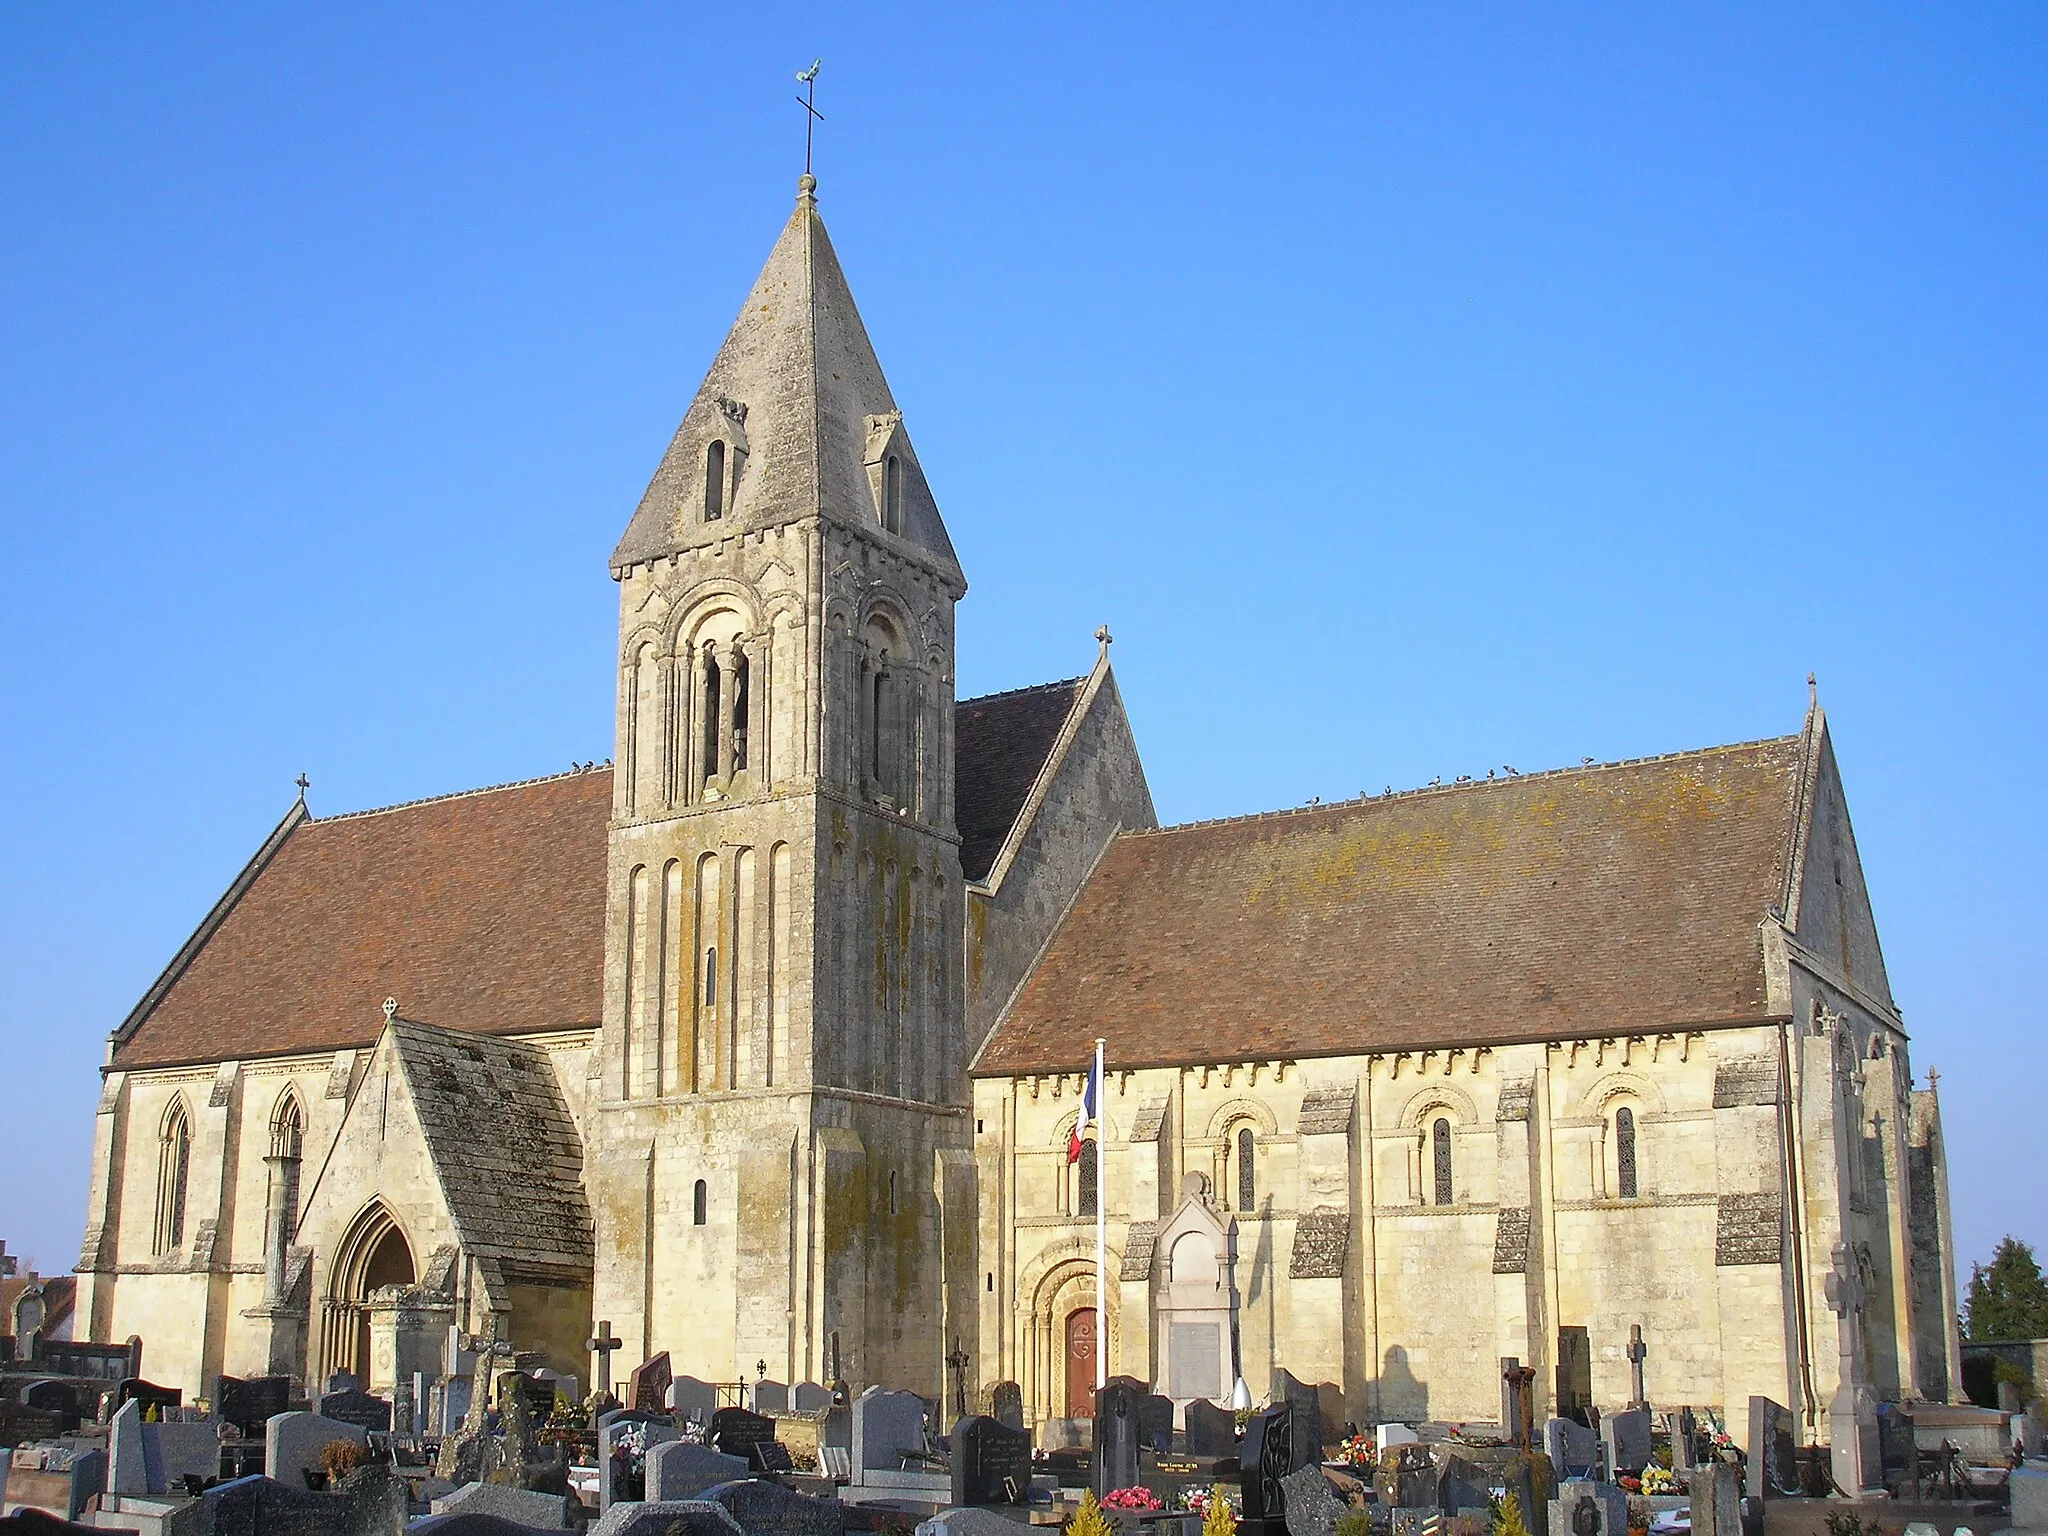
[74,175,1961,1451]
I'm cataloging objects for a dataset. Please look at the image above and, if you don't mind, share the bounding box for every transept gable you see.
[1780,706,1898,1015]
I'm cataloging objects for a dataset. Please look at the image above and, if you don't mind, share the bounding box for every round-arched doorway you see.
[319,1203,414,1386]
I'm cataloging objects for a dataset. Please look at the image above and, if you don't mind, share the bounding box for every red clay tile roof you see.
[113,682,1086,1070]
[974,736,1808,1077]
[954,678,1084,883]
[112,772,613,1071]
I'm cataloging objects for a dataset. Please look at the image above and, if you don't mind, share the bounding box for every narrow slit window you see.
[704,440,726,520]
[870,669,887,784]
[888,1170,899,1216]
[1616,1107,1638,1200]
[701,653,722,784]
[692,1179,707,1225]
[703,948,717,1008]
[1432,1117,1454,1206]
[883,454,903,534]
[1077,1138,1098,1218]
[731,651,750,773]
[1237,1126,1256,1212]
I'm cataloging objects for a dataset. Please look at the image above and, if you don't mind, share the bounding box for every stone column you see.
[262,1153,295,1304]
[713,645,735,787]
[747,631,770,785]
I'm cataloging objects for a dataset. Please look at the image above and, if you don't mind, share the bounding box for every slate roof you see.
[112,681,1086,1070]
[390,1019,593,1279]
[954,677,1085,883]
[974,736,1810,1076]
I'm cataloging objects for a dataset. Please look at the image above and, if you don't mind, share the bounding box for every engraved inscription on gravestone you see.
[951,1415,1032,1508]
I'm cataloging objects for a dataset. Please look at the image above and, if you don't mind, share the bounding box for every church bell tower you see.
[587,174,977,1396]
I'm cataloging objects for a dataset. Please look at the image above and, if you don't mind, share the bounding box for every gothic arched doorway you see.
[1066,1308,1098,1418]
[320,1203,414,1386]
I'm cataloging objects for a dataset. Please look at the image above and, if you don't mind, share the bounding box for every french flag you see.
[1068,1053,1101,1163]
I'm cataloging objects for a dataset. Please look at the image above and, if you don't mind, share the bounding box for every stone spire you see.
[611,178,963,587]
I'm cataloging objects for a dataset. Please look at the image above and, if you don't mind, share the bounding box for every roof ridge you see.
[957,675,1086,709]
[1125,732,1805,840]
[312,765,611,824]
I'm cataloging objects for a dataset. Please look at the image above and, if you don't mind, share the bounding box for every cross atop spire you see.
[796,59,823,180]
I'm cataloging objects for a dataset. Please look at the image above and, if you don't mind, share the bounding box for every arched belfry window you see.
[701,648,722,785]
[1615,1106,1639,1200]
[882,454,903,534]
[155,1098,191,1255]
[1237,1127,1257,1213]
[692,1179,708,1226]
[1432,1117,1454,1206]
[1077,1138,1099,1218]
[870,666,888,785]
[704,440,727,521]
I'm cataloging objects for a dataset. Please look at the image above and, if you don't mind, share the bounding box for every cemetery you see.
[3,1312,2032,1536]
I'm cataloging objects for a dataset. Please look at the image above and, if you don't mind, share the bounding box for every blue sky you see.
[2,6,2042,1293]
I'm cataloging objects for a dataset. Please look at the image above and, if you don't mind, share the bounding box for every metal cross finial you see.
[795,60,824,178]
[294,772,310,799]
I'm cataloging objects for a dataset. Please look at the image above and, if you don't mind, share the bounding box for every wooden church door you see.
[1066,1308,1097,1418]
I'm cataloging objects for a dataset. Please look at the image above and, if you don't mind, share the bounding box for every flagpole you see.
[1094,1035,1106,1394]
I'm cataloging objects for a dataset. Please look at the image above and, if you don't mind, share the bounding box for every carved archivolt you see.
[1202,1095,1280,1141]
[1397,1081,1479,1131]
[1577,1068,1667,1121]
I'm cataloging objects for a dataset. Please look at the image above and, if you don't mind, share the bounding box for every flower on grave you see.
[1337,1434,1375,1468]
[1641,1467,1677,1496]
[1102,1486,1163,1511]
[1617,1475,1643,1494]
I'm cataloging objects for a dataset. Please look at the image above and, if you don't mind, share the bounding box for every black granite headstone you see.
[318,1387,394,1434]
[1272,1371,1323,1463]
[115,1378,183,1416]
[709,1406,778,1459]
[750,1440,795,1474]
[215,1375,292,1437]
[701,1477,846,1536]
[1186,1399,1238,1459]
[950,1415,1032,1507]
[1134,1394,1174,1454]
[1241,1406,1298,1527]
[1555,1329,1593,1427]
[22,1380,87,1429]
[1093,1380,1143,1495]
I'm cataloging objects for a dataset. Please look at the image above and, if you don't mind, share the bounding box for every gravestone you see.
[1689,1463,1742,1536]
[1241,1405,1302,1526]
[1550,1480,1625,1536]
[1543,1419,1598,1480]
[1600,1409,1651,1477]
[599,1409,680,1510]
[215,1375,292,1438]
[646,1442,748,1502]
[979,1382,1024,1434]
[1555,1329,1593,1426]
[1743,1397,1798,1500]
[1093,1379,1143,1495]
[708,1406,778,1461]
[754,1379,790,1415]
[673,1376,719,1426]
[1134,1393,1174,1454]
[153,1421,226,1492]
[327,1372,360,1392]
[317,1386,394,1435]
[22,1379,88,1428]
[264,1409,369,1489]
[950,1415,1031,1507]
[627,1354,672,1415]
[115,1378,183,1417]
[587,1501,745,1536]
[793,1382,834,1413]
[1273,1370,1324,1463]
[1279,1463,1344,1536]
[1375,1424,1419,1454]
[429,1481,576,1529]
[700,1477,846,1536]
[851,1387,928,1475]
[1186,1399,1238,1458]
[106,1400,149,1495]
[204,1465,410,1536]
[918,1510,1038,1536]
[1671,1408,1699,1473]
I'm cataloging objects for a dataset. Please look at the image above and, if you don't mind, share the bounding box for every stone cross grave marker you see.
[1185,1398,1237,1458]
[627,1352,672,1414]
[587,1321,624,1398]
[950,1414,1032,1507]
[1626,1326,1649,1412]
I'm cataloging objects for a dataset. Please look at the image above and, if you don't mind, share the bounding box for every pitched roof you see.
[390,1020,593,1281]
[974,736,1810,1076]
[611,180,961,583]
[954,677,1086,883]
[112,771,612,1071]
[112,680,1085,1069]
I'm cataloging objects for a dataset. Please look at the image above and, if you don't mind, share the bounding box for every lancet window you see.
[704,441,726,521]
[882,454,903,534]
[154,1098,191,1256]
[1077,1138,1099,1219]
[1432,1117,1454,1206]
[1236,1127,1257,1212]
[1615,1106,1639,1200]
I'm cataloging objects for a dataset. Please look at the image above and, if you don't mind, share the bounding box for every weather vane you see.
[796,59,823,177]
